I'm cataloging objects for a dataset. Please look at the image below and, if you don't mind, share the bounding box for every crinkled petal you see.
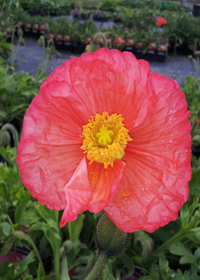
[59,157,125,227]
[17,142,83,210]
[70,48,156,130]
[17,80,90,210]
[59,157,92,227]
[105,73,191,233]
[87,159,126,213]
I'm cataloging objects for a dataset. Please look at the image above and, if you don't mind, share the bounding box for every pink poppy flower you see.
[17,48,191,233]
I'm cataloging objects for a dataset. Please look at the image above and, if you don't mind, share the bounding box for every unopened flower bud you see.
[17,28,23,37]
[192,135,200,146]
[0,130,11,147]
[19,37,25,46]
[56,52,61,59]
[188,55,193,61]
[88,42,99,53]
[7,66,15,75]
[95,212,130,257]
[38,36,45,47]
[50,45,55,55]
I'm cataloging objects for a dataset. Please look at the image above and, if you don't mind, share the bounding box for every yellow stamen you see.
[80,112,132,168]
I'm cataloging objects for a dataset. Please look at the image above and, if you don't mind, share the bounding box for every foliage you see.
[0,33,12,60]
[0,60,40,127]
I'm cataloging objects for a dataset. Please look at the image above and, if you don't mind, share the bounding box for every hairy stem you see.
[84,252,107,280]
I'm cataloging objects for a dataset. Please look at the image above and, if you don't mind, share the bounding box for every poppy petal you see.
[59,158,125,227]
[105,74,191,233]
[59,157,92,227]
[87,159,126,213]
[70,48,156,131]
[17,81,90,210]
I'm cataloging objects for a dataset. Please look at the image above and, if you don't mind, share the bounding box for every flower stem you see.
[84,252,107,280]
[154,230,188,254]
[54,210,60,280]
[54,244,60,280]
[115,269,121,280]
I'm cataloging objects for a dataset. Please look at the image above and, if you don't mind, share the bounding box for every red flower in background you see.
[117,37,124,44]
[156,17,167,27]
[17,48,191,233]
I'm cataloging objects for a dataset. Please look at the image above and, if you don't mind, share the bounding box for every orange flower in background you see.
[17,48,191,233]
[156,17,167,27]
[196,116,200,126]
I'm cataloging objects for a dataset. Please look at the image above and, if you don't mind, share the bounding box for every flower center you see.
[96,125,113,147]
[80,112,132,168]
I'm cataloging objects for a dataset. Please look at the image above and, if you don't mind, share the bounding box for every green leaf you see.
[15,187,31,203]
[61,253,70,280]
[194,248,200,263]
[62,240,73,253]
[189,170,200,196]
[73,252,95,280]
[67,239,81,270]
[180,203,190,228]
[68,213,85,242]
[180,255,195,265]
[37,263,45,280]
[188,210,199,229]
[15,202,41,226]
[149,264,159,280]
[1,222,11,236]
[104,260,115,280]
[15,251,35,278]
[0,260,10,277]
[0,236,16,257]
[119,253,134,277]
[134,230,154,265]
[169,242,192,257]
[23,276,33,280]
[35,203,58,224]
[159,252,171,280]
[13,231,45,275]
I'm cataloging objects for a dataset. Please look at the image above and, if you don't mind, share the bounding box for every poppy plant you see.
[17,48,191,233]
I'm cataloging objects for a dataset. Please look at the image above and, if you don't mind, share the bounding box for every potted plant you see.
[32,16,43,38]
[22,14,32,37]
[124,29,135,52]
